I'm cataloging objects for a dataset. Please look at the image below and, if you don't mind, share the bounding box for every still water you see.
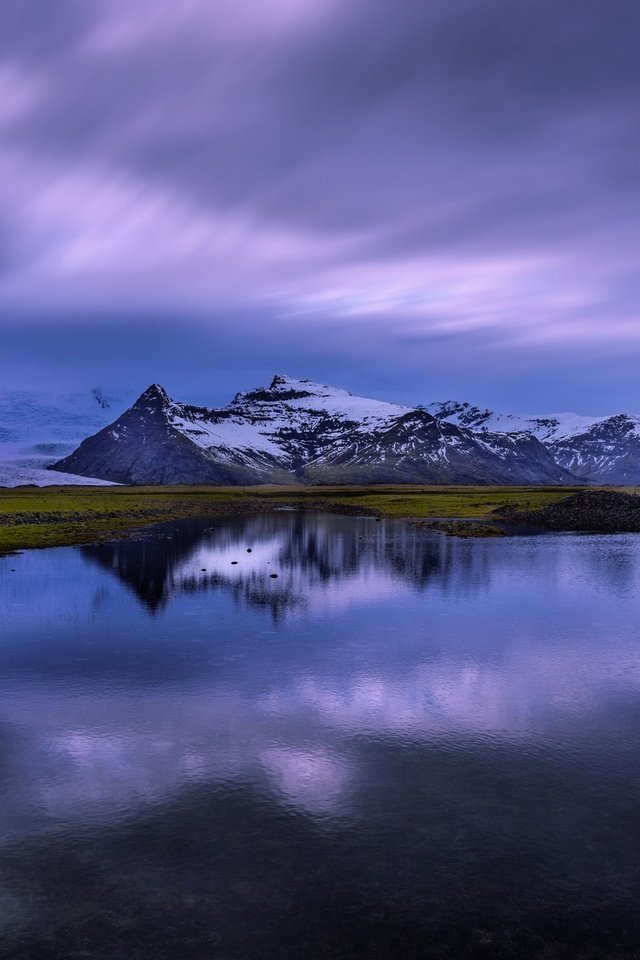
[1,511,640,959]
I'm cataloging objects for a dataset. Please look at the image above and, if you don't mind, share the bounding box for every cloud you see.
[0,0,639,406]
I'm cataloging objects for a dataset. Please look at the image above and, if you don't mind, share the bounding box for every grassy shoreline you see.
[0,484,590,555]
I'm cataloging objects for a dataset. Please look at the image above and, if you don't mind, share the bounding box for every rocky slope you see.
[428,401,640,484]
[547,415,640,483]
[52,376,573,486]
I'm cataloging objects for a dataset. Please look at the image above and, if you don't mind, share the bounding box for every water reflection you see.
[80,513,450,612]
[1,513,640,958]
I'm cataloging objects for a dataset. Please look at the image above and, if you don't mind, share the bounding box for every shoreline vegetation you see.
[1,484,639,556]
[0,483,610,556]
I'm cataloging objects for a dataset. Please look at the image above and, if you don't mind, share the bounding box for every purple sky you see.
[1,0,639,412]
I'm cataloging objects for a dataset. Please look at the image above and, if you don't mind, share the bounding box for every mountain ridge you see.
[51,376,575,486]
[428,399,640,483]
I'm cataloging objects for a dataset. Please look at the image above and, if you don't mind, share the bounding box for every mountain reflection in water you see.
[80,513,456,613]
[1,512,640,959]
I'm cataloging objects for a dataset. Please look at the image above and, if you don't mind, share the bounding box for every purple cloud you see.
[1,0,639,407]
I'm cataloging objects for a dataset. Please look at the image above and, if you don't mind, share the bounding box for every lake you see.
[1,511,640,958]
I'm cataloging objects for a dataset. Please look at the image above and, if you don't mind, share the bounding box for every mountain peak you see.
[267,374,350,396]
[135,384,171,407]
[269,374,297,389]
[141,383,169,398]
[230,375,354,407]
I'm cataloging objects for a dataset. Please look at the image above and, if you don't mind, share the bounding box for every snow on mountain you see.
[233,375,411,426]
[176,376,413,461]
[0,388,129,486]
[548,414,640,483]
[0,465,116,486]
[425,401,608,442]
[52,376,573,486]
[8,378,640,487]
[428,401,640,483]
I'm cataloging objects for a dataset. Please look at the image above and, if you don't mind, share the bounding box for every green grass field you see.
[0,483,592,555]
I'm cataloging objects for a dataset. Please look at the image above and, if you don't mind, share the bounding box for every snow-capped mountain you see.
[52,376,573,485]
[425,401,604,443]
[0,388,129,486]
[428,401,640,483]
[548,415,640,483]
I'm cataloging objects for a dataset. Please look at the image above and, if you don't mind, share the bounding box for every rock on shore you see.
[517,490,640,532]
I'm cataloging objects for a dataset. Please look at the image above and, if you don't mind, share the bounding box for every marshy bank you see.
[4,483,638,554]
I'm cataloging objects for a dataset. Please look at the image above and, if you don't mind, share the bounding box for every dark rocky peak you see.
[427,400,495,429]
[392,409,438,429]
[270,374,301,390]
[134,384,172,409]
[232,375,323,406]
[562,413,633,442]
[435,400,469,416]
[594,413,636,434]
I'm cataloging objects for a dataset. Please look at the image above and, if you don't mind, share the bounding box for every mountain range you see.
[2,376,638,487]
[46,375,600,485]
[426,401,640,484]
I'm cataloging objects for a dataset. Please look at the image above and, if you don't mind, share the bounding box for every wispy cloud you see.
[1,0,639,406]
